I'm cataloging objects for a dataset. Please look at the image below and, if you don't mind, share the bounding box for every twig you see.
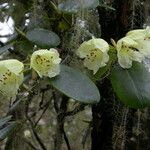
[54,96,68,150]
[0,34,13,37]
[15,27,26,38]
[23,137,40,150]
[63,128,71,150]
[25,92,47,150]
[52,91,60,113]
[82,122,92,148]
[65,104,86,116]
[34,101,51,127]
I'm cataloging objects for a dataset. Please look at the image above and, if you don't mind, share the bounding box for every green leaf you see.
[26,28,60,48]
[92,47,117,81]
[7,100,22,115]
[0,44,13,54]
[111,62,150,108]
[0,116,12,127]
[0,122,17,140]
[14,40,34,55]
[58,0,99,13]
[49,65,100,103]
[98,4,116,11]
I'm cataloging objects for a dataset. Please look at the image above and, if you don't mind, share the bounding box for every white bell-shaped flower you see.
[0,59,24,99]
[76,37,109,74]
[117,37,144,68]
[30,49,61,78]
[126,27,150,58]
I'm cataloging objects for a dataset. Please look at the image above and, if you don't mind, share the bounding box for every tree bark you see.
[91,79,115,150]
[91,0,145,150]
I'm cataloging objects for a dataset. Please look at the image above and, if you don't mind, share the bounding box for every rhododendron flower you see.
[76,38,109,74]
[126,29,145,41]
[126,27,150,58]
[0,59,24,99]
[116,37,144,68]
[30,49,61,78]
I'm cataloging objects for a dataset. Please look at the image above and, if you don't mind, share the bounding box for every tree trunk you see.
[91,0,145,150]
[91,79,115,150]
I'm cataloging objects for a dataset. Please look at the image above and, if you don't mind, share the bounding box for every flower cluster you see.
[0,48,61,99]
[116,27,150,68]
[1,27,150,99]
[77,27,150,71]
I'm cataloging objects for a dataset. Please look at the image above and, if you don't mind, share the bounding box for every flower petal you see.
[76,38,109,58]
[117,36,145,68]
[0,59,24,99]
[140,40,150,58]
[30,49,61,78]
[76,38,109,74]
[117,51,132,68]
[0,59,24,75]
[126,29,146,41]
[117,37,139,51]
[48,64,60,78]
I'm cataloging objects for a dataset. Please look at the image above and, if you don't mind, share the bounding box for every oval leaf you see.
[58,0,99,13]
[49,65,100,103]
[0,44,13,54]
[111,62,150,108]
[0,122,17,140]
[0,116,12,127]
[26,28,60,48]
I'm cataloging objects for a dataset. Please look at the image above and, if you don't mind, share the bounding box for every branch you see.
[63,128,71,150]
[34,101,51,127]
[25,92,47,150]
[65,104,86,116]
[23,137,40,150]
[0,34,13,37]
[52,91,60,113]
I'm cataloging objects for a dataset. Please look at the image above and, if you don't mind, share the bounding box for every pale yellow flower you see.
[76,38,109,74]
[117,37,144,68]
[30,49,61,78]
[126,27,150,58]
[0,59,24,99]
[126,29,146,41]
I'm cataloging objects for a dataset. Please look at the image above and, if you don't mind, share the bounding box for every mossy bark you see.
[91,0,145,150]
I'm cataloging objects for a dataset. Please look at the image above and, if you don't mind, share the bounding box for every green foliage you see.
[0,0,150,149]
[49,65,100,103]
[0,44,13,54]
[0,116,12,127]
[0,122,17,140]
[0,116,18,141]
[92,46,117,81]
[14,40,34,55]
[26,28,60,48]
[111,62,150,108]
